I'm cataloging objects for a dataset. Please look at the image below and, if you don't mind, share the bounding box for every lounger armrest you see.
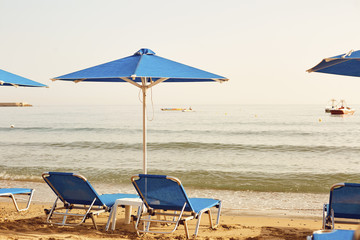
[322,204,328,229]
[323,204,327,212]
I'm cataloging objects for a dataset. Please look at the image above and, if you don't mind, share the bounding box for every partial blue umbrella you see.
[0,69,47,87]
[307,50,360,77]
[52,48,228,173]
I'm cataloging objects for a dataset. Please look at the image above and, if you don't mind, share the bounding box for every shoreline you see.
[0,179,329,218]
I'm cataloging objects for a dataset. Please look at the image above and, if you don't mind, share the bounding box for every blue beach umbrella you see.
[52,48,228,174]
[0,69,47,87]
[307,50,360,77]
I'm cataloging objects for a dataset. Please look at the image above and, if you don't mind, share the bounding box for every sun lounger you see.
[307,229,356,240]
[323,183,360,229]
[131,174,221,239]
[42,172,138,229]
[0,188,34,211]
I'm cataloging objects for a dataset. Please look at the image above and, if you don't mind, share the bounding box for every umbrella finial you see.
[135,49,155,56]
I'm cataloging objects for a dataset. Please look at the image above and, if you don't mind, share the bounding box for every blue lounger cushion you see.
[188,198,221,214]
[312,230,355,240]
[0,188,32,195]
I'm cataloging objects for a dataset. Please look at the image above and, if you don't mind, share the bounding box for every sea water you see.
[1,104,359,217]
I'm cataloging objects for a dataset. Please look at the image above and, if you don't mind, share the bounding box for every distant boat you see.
[325,99,337,113]
[161,107,194,112]
[330,100,355,115]
[0,102,32,107]
[161,108,186,111]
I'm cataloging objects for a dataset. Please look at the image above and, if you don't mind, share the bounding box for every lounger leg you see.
[90,213,98,230]
[183,220,190,239]
[216,201,222,226]
[62,208,69,225]
[47,197,59,224]
[24,190,35,211]
[145,214,151,231]
[136,204,143,221]
[194,212,203,237]
[105,206,114,231]
[111,203,119,230]
[8,190,35,212]
[207,210,214,228]
[134,207,143,235]
[82,198,98,229]
[194,203,221,237]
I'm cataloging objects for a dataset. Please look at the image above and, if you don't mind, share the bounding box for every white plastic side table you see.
[105,198,143,231]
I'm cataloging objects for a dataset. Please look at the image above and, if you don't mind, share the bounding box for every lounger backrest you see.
[42,172,105,206]
[132,174,194,212]
[330,183,360,219]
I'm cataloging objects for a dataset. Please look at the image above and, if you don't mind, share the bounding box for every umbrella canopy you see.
[307,50,360,77]
[0,69,47,87]
[52,48,228,174]
[52,48,227,83]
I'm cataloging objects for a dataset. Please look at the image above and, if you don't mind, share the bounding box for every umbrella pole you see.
[142,79,147,174]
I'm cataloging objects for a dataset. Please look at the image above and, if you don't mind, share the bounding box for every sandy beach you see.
[0,200,320,240]
[1,180,359,239]
[1,189,358,240]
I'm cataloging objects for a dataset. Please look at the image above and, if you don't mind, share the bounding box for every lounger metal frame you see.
[42,172,110,229]
[131,175,222,239]
[323,183,360,229]
[0,189,35,212]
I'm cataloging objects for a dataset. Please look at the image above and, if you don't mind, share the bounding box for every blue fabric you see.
[134,174,193,212]
[0,188,32,195]
[312,230,355,240]
[133,174,220,214]
[308,50,360,77]
[0,69,47,87]
[43,172,137,207]
[326,183,360,219]
[53,48,228,83]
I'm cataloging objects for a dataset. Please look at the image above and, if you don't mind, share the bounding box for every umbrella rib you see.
[74,79,86,83]
[212,78,229,83]
[307,59,351,73]
[119,77,142,88]
[147,78,169,88]
[133,54,144,78]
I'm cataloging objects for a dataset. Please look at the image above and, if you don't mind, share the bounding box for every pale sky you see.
[1,0,360,106]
